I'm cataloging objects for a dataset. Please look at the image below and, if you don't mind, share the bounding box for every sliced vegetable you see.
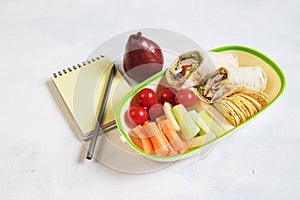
[156,117,186,153]
[172,104,200,140]
[188,135,207,149]
[129,130,143,150]
[163,102,180,131]
[199,110,226,136]
[156,121,177,156]
[131,125,154,154]
[188,110,210,135]
[143,122,169,156]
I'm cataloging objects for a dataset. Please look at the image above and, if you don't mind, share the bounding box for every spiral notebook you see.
[52,56,131,140]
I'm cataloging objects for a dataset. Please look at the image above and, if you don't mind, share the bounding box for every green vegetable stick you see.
[199,110,227,136]
[163,102,180,131]
[172,104,200,140]
[188,110,209,135]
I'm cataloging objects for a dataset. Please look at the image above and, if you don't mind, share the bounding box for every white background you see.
[1,0,299,199]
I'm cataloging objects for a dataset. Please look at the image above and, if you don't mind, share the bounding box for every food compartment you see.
[116,75,231,161]
[116,46,286,162]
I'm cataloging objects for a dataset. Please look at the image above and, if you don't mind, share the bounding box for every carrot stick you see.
[143,122,169,156]
[129,130,143,150]
[156,116,177,156]
[157,118,186,153]
[164,136,178,156]
[131,125,154,154]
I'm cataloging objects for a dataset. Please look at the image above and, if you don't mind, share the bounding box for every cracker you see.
[214,101,239,126]
[239,88,268,108]
[232,94,258,117]
[224,99,247,123]
[239,93,262,111]
[228,95,251,119]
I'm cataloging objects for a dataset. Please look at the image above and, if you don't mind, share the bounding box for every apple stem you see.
[133,32,142,40]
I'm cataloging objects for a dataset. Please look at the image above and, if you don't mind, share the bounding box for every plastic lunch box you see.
[115,45,286,162]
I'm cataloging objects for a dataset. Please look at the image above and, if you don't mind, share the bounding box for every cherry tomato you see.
[158,88,176,105]
[136,88,156,108]
[175,89,197,107]
[127,106,148,126]
[148,102,164,121]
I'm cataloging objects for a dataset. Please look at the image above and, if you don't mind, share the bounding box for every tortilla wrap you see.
[196,65,267,103]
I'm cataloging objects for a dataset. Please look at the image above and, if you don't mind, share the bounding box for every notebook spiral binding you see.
[53,55,105,78]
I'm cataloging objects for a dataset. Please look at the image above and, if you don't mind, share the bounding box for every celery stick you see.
[172,104,200,140]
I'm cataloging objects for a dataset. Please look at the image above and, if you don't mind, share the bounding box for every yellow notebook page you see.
[52,56,131,138]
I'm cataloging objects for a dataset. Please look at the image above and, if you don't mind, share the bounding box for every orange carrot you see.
[129,130,143,150]
[156,116,177,156]
[156,116,178,156]
[164,136,178,156]
[131,125,154,154]
[143,122,169,156]
[157,118,186,153]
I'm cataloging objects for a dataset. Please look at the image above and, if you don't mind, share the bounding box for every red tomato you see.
[127,106,148,126]
[175,89,197,107]
[148,102,164,121]
[136,88,156,108]
[158,88,176,105]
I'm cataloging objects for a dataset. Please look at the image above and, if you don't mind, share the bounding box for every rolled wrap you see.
[166,50,204,89]
[196,65,267,103]
[166,51,239,89]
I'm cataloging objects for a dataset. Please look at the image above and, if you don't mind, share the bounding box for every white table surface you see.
[1,0,299,199]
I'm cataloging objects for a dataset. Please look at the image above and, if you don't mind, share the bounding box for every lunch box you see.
[115,45,286,162]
